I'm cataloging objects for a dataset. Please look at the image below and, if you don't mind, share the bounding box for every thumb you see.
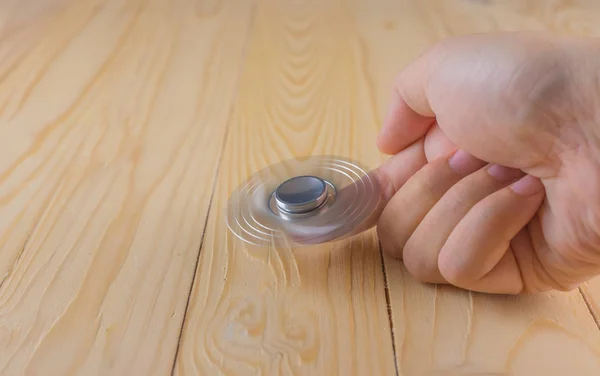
[377,47,438,155]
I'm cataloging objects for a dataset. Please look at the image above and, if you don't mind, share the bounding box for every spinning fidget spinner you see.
[225,155,384,247]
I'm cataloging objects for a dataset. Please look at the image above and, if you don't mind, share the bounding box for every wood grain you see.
[0,0,254,374]
[2,0,600,375]
[173,0,398,374]
[380,1,600,375]
[387,268,600,375]
[175,0,600,375]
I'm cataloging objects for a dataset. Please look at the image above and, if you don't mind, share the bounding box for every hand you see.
[372,31,600,294]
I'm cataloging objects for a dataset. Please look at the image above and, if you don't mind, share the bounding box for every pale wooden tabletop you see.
[1,0,600,375]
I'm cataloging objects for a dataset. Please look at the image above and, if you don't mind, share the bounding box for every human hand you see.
[373,32,600,294]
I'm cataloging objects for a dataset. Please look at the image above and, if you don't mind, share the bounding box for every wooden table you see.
[1,0,600,375]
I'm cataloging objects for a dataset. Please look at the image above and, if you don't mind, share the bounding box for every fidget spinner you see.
[225,155,383,247]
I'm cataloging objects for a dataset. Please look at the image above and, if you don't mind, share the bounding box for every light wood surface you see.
[0,0,255,374]
[1,0,600,375]
[174,0,398,373]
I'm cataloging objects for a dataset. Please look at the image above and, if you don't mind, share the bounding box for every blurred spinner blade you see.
[225,155,385,247]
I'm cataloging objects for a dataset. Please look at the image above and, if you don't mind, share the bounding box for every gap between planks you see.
[579,287,600,331]
[169,2,260,375]
[379,242,400,376]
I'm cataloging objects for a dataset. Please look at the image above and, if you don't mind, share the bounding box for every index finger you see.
[282,139,427,245]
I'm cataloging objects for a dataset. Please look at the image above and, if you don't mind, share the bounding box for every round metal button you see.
[274,175,328,214]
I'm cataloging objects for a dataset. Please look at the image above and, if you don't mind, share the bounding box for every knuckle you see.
[407,163,448,203]
[402,241,438,283]
[438,259,469,287]
[370,167,397,204]
[411,173,438,199]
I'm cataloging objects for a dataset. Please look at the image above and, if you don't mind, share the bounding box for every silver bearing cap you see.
[225,155,383,247]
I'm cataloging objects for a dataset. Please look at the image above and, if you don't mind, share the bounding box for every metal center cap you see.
[275,175,328,214]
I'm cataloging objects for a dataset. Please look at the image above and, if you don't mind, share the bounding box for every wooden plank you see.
[387,272,600,375]
[582,277,600,328]
[0,0,254,374]
[374,1,600,375]
[173,0,399,374]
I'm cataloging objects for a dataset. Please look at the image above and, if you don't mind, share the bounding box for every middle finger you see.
[403,164,524,283]
[377,149,485,259]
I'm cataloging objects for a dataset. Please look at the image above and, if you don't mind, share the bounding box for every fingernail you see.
[487,164,524,182]
[448,149,485,176]
[510,175,544,196]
